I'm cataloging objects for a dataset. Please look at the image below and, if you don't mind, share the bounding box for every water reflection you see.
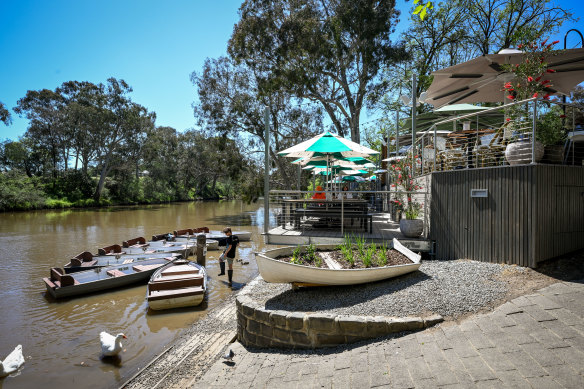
[0,201,269,389]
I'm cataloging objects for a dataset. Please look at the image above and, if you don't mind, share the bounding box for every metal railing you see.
[401,98,584,176]
[268,188,431,238]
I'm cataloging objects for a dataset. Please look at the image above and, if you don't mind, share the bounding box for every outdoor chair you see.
[436,136,464,170]
[474,122,514,167]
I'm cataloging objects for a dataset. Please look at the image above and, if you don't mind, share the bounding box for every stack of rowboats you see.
[42,227,252,308]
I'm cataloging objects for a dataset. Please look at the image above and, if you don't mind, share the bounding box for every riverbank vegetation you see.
[1,0,577,212]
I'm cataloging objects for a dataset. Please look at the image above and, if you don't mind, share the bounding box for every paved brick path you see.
[197,281,584,388]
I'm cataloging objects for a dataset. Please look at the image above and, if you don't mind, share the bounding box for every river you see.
[0,201,272,389]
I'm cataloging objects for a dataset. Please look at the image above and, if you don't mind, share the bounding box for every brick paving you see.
[197,281,584,388]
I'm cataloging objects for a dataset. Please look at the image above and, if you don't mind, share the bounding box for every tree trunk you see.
[94,155,111,201]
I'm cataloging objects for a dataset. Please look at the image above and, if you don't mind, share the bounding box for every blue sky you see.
[0,0,582,141]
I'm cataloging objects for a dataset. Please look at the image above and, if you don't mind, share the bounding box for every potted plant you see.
[537,106,567,164]
[389,157,424,238]
[501,37,560,165]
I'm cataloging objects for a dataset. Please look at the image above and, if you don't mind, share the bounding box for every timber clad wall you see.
[430,165,584,267]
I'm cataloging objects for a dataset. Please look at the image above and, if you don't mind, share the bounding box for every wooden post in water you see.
[264,107,270,234]
[196,234,206,267]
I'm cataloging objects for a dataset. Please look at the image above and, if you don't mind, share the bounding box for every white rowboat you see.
[255,238,421,286]
[147,260,207,310]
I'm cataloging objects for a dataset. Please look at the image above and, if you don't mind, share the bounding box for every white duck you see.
[100,332,127,357]
[0,344,25,378]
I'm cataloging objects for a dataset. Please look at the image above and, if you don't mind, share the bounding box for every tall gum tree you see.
[92,78,155,201]
[228,0,408,143]
[192,56,323,189]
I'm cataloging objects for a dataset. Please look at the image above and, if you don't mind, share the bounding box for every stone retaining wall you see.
[236,295,443,349]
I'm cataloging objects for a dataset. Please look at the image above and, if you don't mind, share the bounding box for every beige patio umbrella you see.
[425,48,584,107]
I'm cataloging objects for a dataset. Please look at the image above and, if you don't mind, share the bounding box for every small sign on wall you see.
[471,189,488,198]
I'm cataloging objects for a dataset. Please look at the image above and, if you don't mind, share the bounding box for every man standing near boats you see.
[218,227,239,286]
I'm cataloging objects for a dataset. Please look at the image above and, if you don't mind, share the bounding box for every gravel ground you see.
[245,259,535,319]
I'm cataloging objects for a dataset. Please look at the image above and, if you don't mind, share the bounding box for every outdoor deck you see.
[265,212,433,252]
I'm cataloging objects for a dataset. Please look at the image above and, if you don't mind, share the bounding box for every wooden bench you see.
[98,244,124,256]
[123,236,147,248]
[47,267,79,287]
[106,269,126,277]
[148,286,205,301]
[69,258,98,267]
[174,229,194,236]
[294,208,373,232]
[133,264,163,272]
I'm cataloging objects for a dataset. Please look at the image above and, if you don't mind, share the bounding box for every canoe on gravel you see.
[146,259,207,310]
[44,257,172,299]
[255,238,421,286]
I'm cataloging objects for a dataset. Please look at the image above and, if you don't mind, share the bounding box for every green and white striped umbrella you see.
[278,131,379,159]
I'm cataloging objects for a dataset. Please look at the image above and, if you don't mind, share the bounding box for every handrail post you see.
[531,99,537,164]
[341,195,344,235]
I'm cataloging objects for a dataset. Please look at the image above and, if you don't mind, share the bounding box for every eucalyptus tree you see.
[92,78,155,201]
[14,89,67,178]
[57,81,103,175]
[460,0,574,56]
[191,56,323,189]
[228,0,407,143]
[0,102,11,125]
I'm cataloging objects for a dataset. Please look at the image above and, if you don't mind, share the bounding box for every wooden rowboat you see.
[43,257,172,299]
[63,251,180,273]
[255,238,421,286]
[146,260,207,310]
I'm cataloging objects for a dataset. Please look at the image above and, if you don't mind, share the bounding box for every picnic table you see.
[281,198,372,232]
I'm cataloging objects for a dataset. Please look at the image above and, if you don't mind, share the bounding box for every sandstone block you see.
[247,319,260,335]
[259,322,273,338]
[365,316,389,337]
[254,308,271,324]
[315,333,346,347]
[286,312,306,331]
[337,315,367,334]
[307,314,337,333]
[269,310,288,328]
[290,331,311,347]
[273,327,290,342]
[424,314,444,327]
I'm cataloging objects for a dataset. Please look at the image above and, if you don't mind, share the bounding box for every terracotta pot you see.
[505,140,544,165]
[399,219,423,238]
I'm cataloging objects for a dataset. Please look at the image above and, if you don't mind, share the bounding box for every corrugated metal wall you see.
[430,165,584,267]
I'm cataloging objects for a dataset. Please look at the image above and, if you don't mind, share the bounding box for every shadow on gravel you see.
[535,250,584,283]
[264,270,431,312]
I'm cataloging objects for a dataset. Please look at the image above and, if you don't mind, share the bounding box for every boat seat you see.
[122,259,134,264]
[81,260,98,267]
[161,267,200,276]
[106,269,126,277]
[150,276,204,289]
[123,237,147,248]
[74,251,94,262]
[133,264,163,272]
[98,244,124,256]
[148,286,204,301]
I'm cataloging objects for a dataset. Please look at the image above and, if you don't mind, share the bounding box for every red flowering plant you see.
[501,38,560,102]
[388,155,423,220]
[500,38,561,141]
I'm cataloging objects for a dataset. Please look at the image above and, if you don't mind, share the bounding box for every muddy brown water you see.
[0,201,272,389]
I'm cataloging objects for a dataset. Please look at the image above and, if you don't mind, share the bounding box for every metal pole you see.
[562,29,584,117]
[531,99,537,164]
[264,107,270,234]
[411,75,417,174]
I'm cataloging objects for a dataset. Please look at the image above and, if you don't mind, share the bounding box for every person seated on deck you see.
[312,185,326,200]
[342,185,353,199]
